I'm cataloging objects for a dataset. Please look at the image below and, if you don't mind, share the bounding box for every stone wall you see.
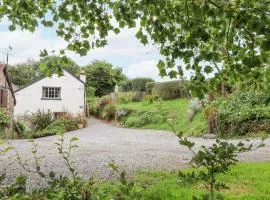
[0,66,15,117]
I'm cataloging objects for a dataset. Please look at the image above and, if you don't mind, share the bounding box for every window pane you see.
[42,87,61,99]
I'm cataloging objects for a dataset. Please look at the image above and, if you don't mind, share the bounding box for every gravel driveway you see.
[1,118,270,188]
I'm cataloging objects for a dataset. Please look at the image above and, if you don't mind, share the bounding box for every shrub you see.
[117,92,133,104]
[152,81,181,100]
[145,82,156,94]
[32,120,66,138]
[88,97,100,117]
[60,114,79,131]
[13,120,26,137]
[152,81,190,100]
[211,91,270,136]
[0,109,10,128]
[131,92,145,102]
[102,104,117,120]
[30,110,54,132]
[123,110,166,127]
[89,96,112,118]
[131,78,154,92]
[98,96,112,108]
[74,114,87,127]
[124,116,141,127]
[86,86,96,97]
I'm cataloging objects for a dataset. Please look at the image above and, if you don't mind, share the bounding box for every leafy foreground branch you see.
[168,122,265,200]
[0,131,267,199]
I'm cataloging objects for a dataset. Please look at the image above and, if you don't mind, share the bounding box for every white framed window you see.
[42,87,61,99]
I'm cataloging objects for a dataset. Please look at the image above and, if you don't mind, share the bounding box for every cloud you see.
[0,29,66,64]
[0,23,167,81]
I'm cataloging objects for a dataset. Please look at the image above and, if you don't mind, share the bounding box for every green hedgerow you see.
[210,91,270,136]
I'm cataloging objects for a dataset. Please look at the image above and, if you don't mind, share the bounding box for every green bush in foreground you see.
[32,120,66,138]
[210,91,270,136]
[29,110,54,132]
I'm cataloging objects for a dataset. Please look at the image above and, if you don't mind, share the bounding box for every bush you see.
[98,96,112,108]
[32,120,66,138]
[60,114,79,131]
[152,81,181,100]
[131,92,145,102]
[89,96,112,118]
[30,110,54,132]
[74,114,87,127]
[102,104,117,120]
[86,86,96,97]
[152,81,190,100]
[13,120,26,137]
[145,82,156,94]
[117,92,133,104]
[123,110,166,127]
[131,78,154,92]
[0,109,10,128]
[211,91,270,136]
[88,97,100,117]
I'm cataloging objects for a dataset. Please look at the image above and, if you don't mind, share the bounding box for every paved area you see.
[1,118,270,188]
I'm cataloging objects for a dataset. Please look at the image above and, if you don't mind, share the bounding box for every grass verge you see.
[117,99,207,136]
[104,162,270,199]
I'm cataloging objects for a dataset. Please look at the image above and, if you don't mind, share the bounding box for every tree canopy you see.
[1,1,269,96]
[85,60,126,96]
[8,56,80,87]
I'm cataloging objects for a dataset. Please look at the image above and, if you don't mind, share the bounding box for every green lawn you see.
[105,162,270,199]
[117,99,207,136]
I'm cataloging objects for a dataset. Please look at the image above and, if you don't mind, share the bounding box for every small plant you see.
[168,122,265,200]
[143,95,154,104]
[108,162,142,200]
[30,109,54,132]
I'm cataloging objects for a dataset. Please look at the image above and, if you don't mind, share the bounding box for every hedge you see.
[209,91,270,136]
[152,81,189,100]
[131,78,154,92]
[145,82,156,94]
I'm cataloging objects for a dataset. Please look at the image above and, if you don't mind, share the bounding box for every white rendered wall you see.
[14,71,85,116]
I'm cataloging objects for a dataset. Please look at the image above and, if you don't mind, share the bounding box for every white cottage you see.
[14,70,86,117]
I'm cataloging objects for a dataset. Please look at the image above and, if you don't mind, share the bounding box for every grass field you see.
[105,162,270,199]
[117,99,207,136]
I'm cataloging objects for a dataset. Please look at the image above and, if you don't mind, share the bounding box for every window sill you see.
[41,98,62,101]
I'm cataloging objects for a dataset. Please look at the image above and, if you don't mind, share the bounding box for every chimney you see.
[80,70,86,83]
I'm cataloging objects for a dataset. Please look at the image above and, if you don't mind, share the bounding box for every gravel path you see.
[1,118,270,188]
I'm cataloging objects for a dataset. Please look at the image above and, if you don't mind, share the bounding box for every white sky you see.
[0,19,174,81]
